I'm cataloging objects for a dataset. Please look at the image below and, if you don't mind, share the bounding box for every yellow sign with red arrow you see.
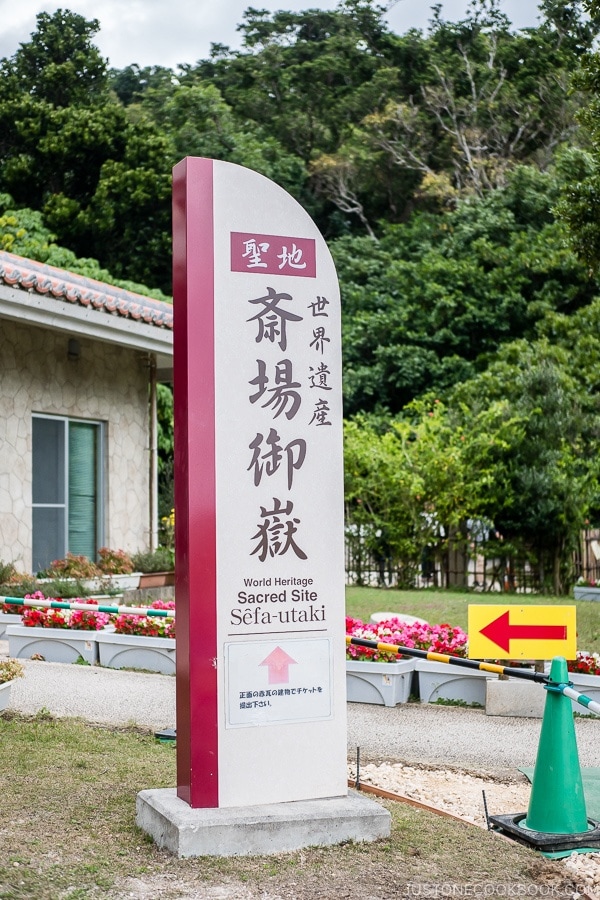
[468,605,577,660]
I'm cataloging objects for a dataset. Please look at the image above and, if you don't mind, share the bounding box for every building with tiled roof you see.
[0,250,174,573]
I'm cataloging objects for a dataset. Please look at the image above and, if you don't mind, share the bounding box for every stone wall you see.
[0,319,151,572]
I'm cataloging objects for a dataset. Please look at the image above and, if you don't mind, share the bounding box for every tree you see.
[71,122,173,291]
[186,0,413,232]
[343,416,424,585]
[0,10,175,290]
[141,81,307,199]
[1,0,596,289]
[344,339,600,593]
[554,0,600,270]
[0,11,127,212]
[313,0,595,230]
[193,1,403,163]
[446,342,600,592]
[343,394,525,587]
[334,165,599,415]
[108,64,177,107]
[1,9,108,107]
[0,193,170,301]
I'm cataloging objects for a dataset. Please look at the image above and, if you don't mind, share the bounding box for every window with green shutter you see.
[32,415,103,573]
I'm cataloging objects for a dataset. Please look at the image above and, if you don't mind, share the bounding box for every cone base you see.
[542,847,600,860]
[489,813,600,853]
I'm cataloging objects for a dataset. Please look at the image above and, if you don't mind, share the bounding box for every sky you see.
[0,0,543,70]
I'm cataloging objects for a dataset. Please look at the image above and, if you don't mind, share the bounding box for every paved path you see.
[4,641,599,775]
[347,701,600,772]
[7,654,176,730]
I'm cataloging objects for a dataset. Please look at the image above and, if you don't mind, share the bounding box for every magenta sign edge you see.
[173,157,219,808]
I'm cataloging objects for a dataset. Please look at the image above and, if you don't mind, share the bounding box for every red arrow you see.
[259,647,298,684]
[480,611,567,653]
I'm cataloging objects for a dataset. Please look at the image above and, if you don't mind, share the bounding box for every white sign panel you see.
[226,638,332,726]
[213,161,346,807]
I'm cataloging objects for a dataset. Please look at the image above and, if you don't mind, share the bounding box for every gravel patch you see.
[349,760,532,826]
[352,760,600,899]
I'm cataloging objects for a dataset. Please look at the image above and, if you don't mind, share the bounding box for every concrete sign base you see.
[136,788,391,858]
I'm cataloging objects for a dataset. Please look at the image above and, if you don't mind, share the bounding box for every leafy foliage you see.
[334,165,598,415]
[1,1,595,286]
[131,546,175,573]
[555,0,600,271]
[3,2,600,591]
[0,196,170,301]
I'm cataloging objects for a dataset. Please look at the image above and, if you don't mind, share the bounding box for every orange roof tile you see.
[0,250,173,330]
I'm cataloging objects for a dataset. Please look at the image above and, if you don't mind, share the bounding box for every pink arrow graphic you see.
[259,646,298,684]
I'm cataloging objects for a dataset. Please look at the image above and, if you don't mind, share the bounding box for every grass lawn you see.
[0,712,581,899]
[346,586,600,654]
[0,588,595,896]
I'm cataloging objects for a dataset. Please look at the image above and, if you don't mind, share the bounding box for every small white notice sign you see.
[226,638,332,727]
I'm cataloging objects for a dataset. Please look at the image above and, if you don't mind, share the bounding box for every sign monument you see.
[136,157,390,854]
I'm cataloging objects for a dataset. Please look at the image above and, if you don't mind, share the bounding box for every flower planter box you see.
[415,659,490,706]
[83,573,142,592]
[0,613,23,639]
[346,658,415,707]
[0,679,15,712]
[6,625,98,665]
[567,671,600,717]
[574,586,600,602]
[37,573,143,593]
[138,571,175,589]
[96,631,175,674]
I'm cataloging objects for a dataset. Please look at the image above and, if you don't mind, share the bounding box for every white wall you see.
[0,319,151,572]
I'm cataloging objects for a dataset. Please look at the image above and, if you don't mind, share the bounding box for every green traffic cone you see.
[524,656,588,835]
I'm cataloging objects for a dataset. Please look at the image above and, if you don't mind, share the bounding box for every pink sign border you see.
[173,157,219,808]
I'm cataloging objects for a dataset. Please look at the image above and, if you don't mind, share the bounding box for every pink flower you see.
[346,615,468,662]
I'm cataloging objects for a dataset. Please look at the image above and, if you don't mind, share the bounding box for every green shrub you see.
[131,547,174,573]
[0,560,18,583]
